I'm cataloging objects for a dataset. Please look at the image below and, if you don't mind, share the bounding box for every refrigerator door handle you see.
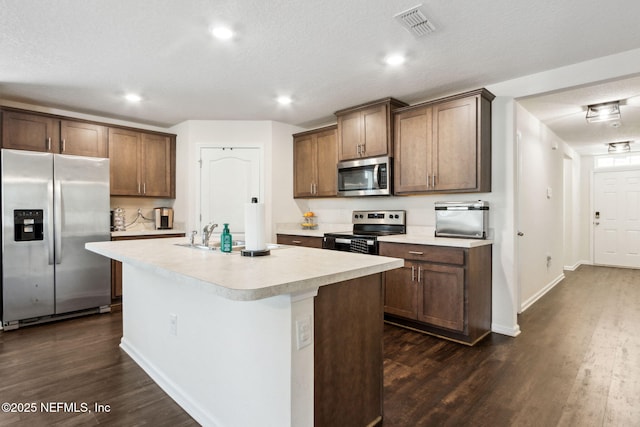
[47,181,55,265]
[54,178,62,264]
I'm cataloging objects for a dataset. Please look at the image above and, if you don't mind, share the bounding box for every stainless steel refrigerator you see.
[1,149,111,330]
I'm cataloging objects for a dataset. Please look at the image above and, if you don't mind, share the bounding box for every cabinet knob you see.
[517,231,524,236]
[408,251,424,255]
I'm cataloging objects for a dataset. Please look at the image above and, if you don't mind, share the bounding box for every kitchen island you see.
[86,237,403,427]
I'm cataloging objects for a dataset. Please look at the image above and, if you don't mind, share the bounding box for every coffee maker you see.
[154,207,174,230]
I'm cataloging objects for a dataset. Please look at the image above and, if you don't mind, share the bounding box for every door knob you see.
[517,231,524,236]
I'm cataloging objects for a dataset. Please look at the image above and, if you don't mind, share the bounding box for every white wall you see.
[580,156,596,263]
[515,104,569,311]
[169,120,304,241]
[564,149,583,270]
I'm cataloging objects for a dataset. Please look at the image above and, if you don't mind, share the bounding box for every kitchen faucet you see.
[202,222,218,246]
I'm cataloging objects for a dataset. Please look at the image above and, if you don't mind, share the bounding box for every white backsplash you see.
[110,197,178,232]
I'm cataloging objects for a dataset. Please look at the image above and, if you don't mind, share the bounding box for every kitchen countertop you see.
[276,224,493,248]
[276,228,344,238]
[86,237,403,301]
[378,234,493,248]
[111,229,186,238]
[276,222,351,238]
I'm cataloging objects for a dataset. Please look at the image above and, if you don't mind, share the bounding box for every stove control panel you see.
[352,210,405,226]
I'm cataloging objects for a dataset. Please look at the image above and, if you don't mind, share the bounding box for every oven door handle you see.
[335,237,375,246]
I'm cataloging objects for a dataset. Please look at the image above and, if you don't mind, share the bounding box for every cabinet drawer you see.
[276,234,323,249]
[379,242,465,265]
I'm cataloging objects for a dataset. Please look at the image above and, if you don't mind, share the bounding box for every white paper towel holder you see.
[241,197,271,257]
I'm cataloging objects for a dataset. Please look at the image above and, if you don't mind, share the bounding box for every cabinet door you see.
[60,120,108,158]
[141,133,173,197]
[383,263,418,319]
[2,110,59,152]
[360,104,388,158]
[337,110,362,160]
[109,128,141,196]
[315,128,337,196]
[417,263,465,332]
[293,134,317,198]
[432,96,478,191]
[394,106,433,193]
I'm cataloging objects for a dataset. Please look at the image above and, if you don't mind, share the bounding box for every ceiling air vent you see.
[394,5,436,37]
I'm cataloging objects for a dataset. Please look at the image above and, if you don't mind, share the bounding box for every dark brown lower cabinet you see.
[380,242,492,345]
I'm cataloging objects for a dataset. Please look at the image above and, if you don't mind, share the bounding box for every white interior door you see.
[199,147,261,235]
[594,169,640,268]
[516,130,544,311]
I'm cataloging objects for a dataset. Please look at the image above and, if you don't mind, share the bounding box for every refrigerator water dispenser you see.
[14,209,44,241]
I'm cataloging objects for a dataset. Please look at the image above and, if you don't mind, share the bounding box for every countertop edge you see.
[377,235,493,248]
[86,240,403,301]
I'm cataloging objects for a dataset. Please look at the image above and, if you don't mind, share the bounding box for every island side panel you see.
[314,273,384,426]
[120,263,297,427]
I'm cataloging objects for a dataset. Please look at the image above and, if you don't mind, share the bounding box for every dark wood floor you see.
[1,265,638,426]
[383,265,640,427]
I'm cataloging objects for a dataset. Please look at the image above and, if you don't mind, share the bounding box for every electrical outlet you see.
[169,313,178,336]
[295,316,312,350]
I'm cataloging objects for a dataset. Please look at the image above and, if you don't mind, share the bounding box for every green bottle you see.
[221,223,233,253]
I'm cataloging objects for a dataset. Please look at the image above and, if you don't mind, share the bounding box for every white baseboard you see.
[519,272,565,313]
[120,338,218,427]
[564,262,580,271]
[564,260,591,271]
[491,323,521,337]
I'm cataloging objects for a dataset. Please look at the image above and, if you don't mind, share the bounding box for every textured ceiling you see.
[2,0,640,148]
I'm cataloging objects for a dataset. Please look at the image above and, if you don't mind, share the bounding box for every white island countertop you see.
[86,237,403,301]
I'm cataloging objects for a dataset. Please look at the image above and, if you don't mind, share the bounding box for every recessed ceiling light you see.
[276,96,292,105]
[211,26,234,40]
[125,93,142,102]
[384,54,406,66]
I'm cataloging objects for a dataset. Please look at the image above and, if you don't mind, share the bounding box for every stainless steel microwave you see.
[337,156,392,196]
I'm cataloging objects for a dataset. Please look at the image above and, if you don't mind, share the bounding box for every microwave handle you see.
[373,164,380,189]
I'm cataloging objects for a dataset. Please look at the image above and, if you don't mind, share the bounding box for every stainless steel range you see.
[323,210,406,255]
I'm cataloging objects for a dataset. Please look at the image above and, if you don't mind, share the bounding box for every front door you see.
[594,169,640,268]
[199,147,261,235]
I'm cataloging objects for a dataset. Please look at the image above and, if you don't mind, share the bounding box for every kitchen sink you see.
[174,241,284,253]
[174,241,245,252]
